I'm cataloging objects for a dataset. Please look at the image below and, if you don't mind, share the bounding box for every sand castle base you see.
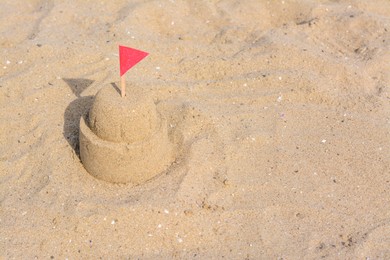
[79,85,174,184]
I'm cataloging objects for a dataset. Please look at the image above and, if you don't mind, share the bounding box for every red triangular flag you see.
[119,45,149,76]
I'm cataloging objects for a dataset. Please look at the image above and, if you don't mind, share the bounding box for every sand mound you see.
[80,85,174,184]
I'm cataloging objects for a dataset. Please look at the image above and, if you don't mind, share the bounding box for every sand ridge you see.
[0,0,389,259]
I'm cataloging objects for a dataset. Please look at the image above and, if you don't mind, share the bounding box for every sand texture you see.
[1,0,390,259]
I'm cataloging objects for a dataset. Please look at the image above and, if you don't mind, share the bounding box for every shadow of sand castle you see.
[63,78,94,97]
[63,78,94,156]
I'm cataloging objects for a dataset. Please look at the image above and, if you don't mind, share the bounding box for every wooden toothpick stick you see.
[121,75,126,97]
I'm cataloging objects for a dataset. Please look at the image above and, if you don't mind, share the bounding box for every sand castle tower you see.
[79,85,174,184]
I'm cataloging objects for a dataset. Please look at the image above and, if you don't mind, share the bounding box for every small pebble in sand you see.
[111,220,116,225]
[164,209,169,214]
[321,139,327,143]
[6,60,11,65]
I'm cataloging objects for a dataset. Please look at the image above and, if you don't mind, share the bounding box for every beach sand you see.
[0,0,389,258]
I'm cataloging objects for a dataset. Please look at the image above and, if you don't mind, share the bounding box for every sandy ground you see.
[1,0,390,259]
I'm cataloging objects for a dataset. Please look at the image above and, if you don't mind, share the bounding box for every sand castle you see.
[79,85,174,184]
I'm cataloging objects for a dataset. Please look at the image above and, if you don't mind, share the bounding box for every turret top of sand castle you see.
[88,85,159,144]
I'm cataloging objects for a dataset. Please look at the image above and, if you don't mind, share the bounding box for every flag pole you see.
[121,74,126,97]
[119,45,149,98]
